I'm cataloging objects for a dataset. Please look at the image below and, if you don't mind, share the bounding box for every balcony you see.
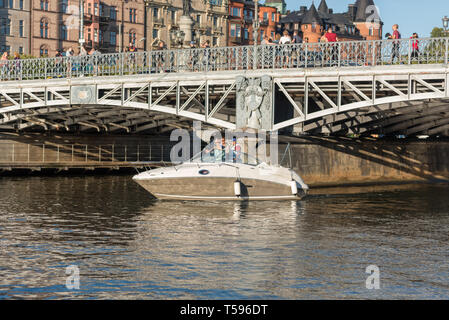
[153,17,164,26]
[84,14,93,25]
[259,19,269,26]
[229,36,243,44]
[212,26,223,34]
[99,16,110,24]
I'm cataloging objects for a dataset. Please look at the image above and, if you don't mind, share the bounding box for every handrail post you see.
[444,38,449,66]
[304,43,308,69]
[408,38,412,65]
[338,42,341,68]
[120,53,124,76]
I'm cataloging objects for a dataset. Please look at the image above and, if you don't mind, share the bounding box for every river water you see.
[0,175,448,299]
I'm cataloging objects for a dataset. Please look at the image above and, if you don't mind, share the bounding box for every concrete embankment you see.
[284,137,449,187]
[1,132,449,187]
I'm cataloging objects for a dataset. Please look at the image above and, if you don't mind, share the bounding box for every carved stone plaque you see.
[236,76,273,131]
[71,85,96,105]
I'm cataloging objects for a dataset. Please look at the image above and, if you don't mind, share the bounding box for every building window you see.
[40,19,48,38]
[170,10,176,22]
[60,24,67,40]
[153,7,158,18]
[263,12,268,21]
[40,0,48,11]
[213,16,218,27]
[152,29,158,39]
[20,0,23,10]
[128,30,136,45]
[110,7,117,20]
[212,37,218,46]
[8,0,12,8]
[94,28,98,42]
[94,3,98,15]
[110,31,117,45]
[230,24,241,37]
[231,7,240,17]
[40,45,48,57]
[19,20,24,37]
[369,27,374,36]
[61,0,68,13]
[272,13,276,22]
[1,18,11,35]
[196,15,201,23]
[244,28,248,39]
[19,46,23,54]
[129,8,136,22]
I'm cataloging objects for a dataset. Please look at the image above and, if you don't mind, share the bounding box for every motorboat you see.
[133,143,309,201]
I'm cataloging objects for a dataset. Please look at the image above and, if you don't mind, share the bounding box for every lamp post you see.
[253,0,259,69]
[170,29,185,48]
[443,16,449,34]
[79,0,85,52]
[143,0,149,51]
[253,0,259,46]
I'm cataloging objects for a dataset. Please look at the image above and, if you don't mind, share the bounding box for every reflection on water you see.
[0,176,448,299]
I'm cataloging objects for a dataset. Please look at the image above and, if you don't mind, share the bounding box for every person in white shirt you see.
[279,30,292,67]
[279,30,292,44]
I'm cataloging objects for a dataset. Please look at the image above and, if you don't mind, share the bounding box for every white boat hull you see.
[133,163,308,201]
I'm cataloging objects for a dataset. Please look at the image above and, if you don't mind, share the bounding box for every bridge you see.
[1,37,449,136]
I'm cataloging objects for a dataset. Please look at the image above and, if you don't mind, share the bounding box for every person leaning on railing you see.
[0,52,9,80]
[324,27,339,66]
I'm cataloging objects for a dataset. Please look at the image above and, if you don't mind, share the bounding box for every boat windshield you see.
[189,142,262,165]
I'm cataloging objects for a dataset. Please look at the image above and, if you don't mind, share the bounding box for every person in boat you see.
[214,139,223,163]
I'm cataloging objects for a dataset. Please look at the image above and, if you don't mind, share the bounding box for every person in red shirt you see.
[410,33,419,63]
[324,27,339,43]
[324,27,339,65]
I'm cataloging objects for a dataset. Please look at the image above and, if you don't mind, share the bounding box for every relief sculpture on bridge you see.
[236,76,273,131]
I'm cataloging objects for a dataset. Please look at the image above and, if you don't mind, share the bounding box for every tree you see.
[430,27,445,38]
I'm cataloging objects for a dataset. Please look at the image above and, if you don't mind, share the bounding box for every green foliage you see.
[431,27,446,38]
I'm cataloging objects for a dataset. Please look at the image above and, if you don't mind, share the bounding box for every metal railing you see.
[0,37,448,81]
[0,143,172,165]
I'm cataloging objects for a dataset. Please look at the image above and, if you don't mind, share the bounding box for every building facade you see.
[228,0,279,47]
[279,0,383,43]
[0,0,31,55]
[1,0,229,57]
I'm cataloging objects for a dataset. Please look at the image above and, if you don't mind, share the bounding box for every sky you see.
[284,0,448,38]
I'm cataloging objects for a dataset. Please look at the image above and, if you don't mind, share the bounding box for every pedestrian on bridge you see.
[324,27,339,66]
[279,30,292,68]
[1,52,9,80]
[410,33,420,63]
[391,24,402,64]
[13,52,21,80]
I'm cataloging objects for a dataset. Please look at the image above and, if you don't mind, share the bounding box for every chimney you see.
[300,6,307,13]
[348,4,357,20]
[329,9,333,14]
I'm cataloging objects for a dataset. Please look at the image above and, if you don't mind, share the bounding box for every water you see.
[0,175,448,299]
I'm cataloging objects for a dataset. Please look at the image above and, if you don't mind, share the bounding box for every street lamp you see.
[79,0,85,52]
[143,0,150,51]
[443,16,449,34]
[253,0,259,46]
[170,29,185,48]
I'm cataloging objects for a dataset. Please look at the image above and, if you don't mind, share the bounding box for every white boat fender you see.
[291,180,298,195]
[234,180,241,197]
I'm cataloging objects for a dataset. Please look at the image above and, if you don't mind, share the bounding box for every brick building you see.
[228,0,279,47]
[279,0,383,43]
[1,0,228,57]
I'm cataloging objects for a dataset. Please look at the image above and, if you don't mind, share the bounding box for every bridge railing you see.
[0,143,172,165]
[0,37,448,81]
